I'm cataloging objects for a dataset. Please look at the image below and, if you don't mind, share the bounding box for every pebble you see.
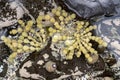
[43,53,49,60]
[37,60,44,65]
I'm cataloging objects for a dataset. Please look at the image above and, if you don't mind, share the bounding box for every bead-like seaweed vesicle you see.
[1,6,107,63]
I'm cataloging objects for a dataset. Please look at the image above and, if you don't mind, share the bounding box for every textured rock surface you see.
[62,0,120,19]
[95,15,120,59]
[0,0,120,80]
[95,15,120,79]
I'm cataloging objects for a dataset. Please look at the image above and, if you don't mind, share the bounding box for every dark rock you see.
[0,42,10,60]
[60,0,120,19]
[20,0,54,18]
[0,0,17,28]
[94,15,120,59]
[0,61,8,77]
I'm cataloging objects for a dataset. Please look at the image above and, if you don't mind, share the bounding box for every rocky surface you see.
[0,0,120,80]
[94,15,120,80]
[95,15,120,60]
[61,0,120,19]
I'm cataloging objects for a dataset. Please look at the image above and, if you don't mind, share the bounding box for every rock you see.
[0,42,10,60]
[95,15,120,59]
[0,61,8,77]
[104,77,113,80]
[61,0,119,19]
[0,0,18,28]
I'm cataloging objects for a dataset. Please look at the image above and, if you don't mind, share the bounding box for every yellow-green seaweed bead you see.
[55,11,61,16]
[63,49,68,55]
[59,16,64,21]
[55,25,61,29]
[35,48,40,51]
[23,45,30,51]
[62,35,67,40]
[37,24,43,28]
[52,37,58,43]
[68,46,74,50]
[76,51,81,57]
[30,46,36,51]
[45,15,51,20]
[49,32,54,36]
[71,13,76,19]
[62,12,68,17]
[8,52,17,62]
[22,32,28,37]
[34,43,40,47]
[102,42,107,47]
[27,20,33,26]
[18,40,23,43]
[17,27,23,33]
[73,42,78,48]
[65,40,74,46]
[48,27,54,32]
[54,22,59,26]
[40,29,45,33]
[60,22,64,25]
[89,48,96,54]
[12,42,18,48]
[25,26,31,32]
[87,57,93,63]
[18,20,25,27]
[57,6,62,11]
[85,54,90,58]
[77,25,83,29]
[66,55,73,60]
[85,22,89,27]
[37,15,44,21]
[80,21,84,25]
[81,48,87,54]
[18,43,23,48]
[10,29,17,34]
[50,18,55,23]
[17,49,22,53]
[19,36,24,40]
[6,38,11,43]
[24,39,29,43]
[52,8,56,14]
[30,42,35,46]
[18,20,24,25]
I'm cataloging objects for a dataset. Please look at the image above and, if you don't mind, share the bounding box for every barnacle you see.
[1,19,48,62]
[45,61,57,72]
[37,6,107,63]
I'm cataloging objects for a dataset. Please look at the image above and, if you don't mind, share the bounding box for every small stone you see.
[0,65,3,73]
[37,60,44,65]
[43,53,49,60]
[63,61,68,64]
[0,62,8,77]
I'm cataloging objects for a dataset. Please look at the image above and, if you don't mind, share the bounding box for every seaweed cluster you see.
[1,20,48,62]
[49,7,107,63]
[1,7,107,63]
